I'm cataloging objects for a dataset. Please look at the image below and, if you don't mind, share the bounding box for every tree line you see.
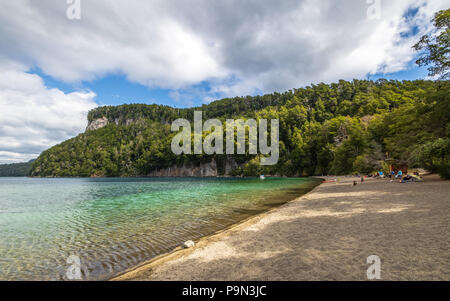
[31,79,449,179]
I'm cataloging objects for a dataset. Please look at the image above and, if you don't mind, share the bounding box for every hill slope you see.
[31,79,450,178]
[0,160,34,177]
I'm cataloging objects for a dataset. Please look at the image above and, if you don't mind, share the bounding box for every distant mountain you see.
[30,79,449,179]
[0,160,35,177]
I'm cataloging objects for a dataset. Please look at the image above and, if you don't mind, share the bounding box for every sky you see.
[0,0,449,163]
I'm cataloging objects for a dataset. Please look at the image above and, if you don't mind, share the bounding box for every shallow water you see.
[0,177,320,280]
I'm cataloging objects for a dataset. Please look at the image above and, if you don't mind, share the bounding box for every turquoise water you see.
[0,177,320,280]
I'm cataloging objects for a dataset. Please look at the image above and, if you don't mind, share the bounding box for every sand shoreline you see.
[112,174,449,281]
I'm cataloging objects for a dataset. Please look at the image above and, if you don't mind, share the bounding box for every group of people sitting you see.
[371,171,387,178]
[369,170,423,183]
[392,170,403,179]
[397,172,423,183]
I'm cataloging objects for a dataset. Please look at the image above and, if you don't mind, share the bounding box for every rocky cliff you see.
[86,117,141,131]
[147,160,219,177]
[147,158,240,177]
[86,117,109,131]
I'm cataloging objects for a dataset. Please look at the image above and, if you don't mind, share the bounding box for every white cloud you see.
[0,65,97,163]
[2,0,448,95]
[0,0,224,88]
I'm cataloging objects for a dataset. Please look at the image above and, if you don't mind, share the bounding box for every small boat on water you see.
[260,175,266,180]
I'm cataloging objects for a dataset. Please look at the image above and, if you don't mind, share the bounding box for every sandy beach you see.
[113,174,449,281]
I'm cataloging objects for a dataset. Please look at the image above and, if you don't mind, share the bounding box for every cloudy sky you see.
[0,0,449,163]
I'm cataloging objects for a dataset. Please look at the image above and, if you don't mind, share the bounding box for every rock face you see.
[224,157,239,175]
[147,157,242,177]
[86,117,141,131]
[86,117,109,131]
[148,160,219,177]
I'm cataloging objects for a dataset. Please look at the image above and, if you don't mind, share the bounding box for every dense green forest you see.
[31,79,450,179]
[0,160,34,177]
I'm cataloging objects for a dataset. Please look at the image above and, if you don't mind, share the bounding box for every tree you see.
[411,138,450,179]
[413,9,450,79]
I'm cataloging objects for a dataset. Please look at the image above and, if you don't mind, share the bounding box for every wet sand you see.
[113,174,449,281]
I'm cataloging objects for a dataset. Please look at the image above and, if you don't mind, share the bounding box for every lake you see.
[0,177,320,280]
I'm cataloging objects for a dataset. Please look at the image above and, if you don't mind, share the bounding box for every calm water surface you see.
[0,177,320,280]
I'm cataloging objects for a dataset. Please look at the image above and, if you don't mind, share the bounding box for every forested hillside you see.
[31,79,450,179]
[0,160,34,177]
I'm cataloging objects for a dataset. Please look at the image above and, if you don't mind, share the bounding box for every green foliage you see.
[370,81,449,178]
[31,79,449,178]
[0,160,34,177]
[413,9,449,79]
[352,142,383,175]
[411,138,450,179]
[31,120,178,177]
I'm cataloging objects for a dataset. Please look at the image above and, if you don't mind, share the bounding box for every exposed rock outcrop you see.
[86,117,142,131]
[86,117,109,131]
[224,157,239,175]
[147,157,243,177]
[147,160,219,177]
